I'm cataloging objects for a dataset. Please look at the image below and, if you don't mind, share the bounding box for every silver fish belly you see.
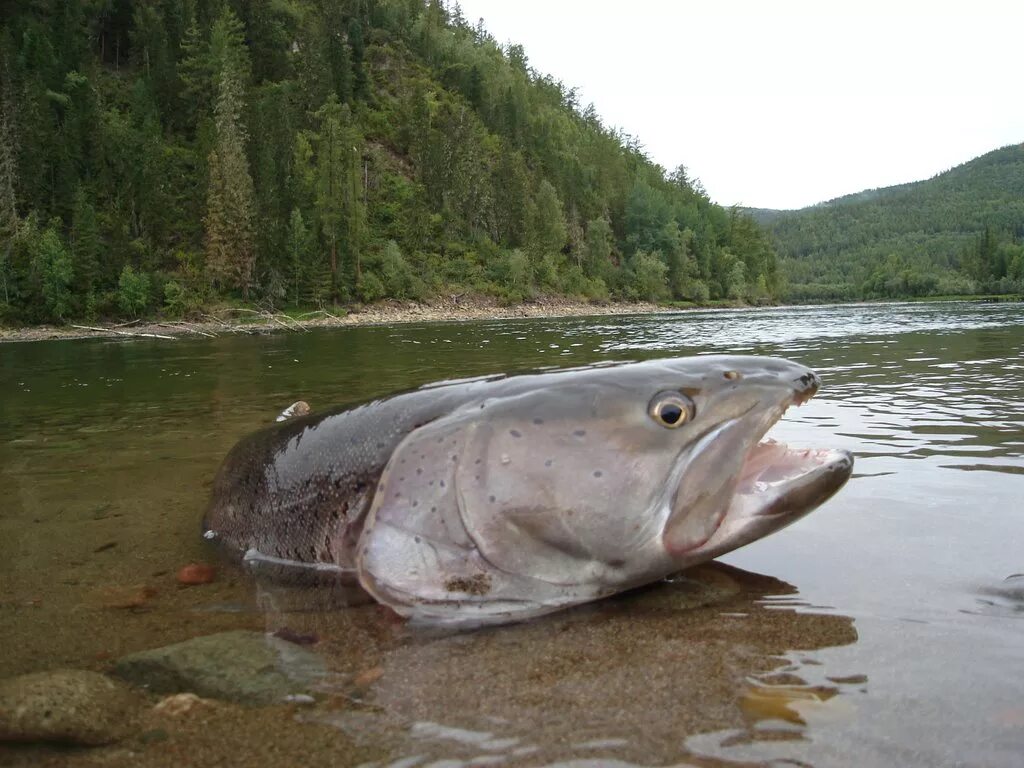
[203,356,853,625]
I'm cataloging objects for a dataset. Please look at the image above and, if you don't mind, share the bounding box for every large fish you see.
[203,356,853,625]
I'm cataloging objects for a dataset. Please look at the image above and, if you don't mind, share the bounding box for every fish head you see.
[451,356,853,586]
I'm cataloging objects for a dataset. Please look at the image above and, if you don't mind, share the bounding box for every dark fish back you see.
[202,384,487,571]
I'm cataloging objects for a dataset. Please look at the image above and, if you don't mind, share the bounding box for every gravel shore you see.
[0,296,673,343]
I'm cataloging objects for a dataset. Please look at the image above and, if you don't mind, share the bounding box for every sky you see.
[455,0,1024,210]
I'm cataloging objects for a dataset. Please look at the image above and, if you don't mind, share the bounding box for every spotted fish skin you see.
[203,383,487,571]
[203,357,851,625]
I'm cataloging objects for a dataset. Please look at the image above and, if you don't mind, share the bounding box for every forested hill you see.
[760,144,1024,301]
[0,1,781,325]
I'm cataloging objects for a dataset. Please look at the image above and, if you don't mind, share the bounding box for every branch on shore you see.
[71,324,177,341]
[154,321,218,338]
[220,307,309,333]
[200,313,251,334]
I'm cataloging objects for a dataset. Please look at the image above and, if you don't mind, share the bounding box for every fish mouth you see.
[732,438,853,519]
[707,393,854,554]
[665,374,853,559]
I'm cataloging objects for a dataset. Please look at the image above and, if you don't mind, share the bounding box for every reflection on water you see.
[1,300,1023,766]
[263,564,860,767]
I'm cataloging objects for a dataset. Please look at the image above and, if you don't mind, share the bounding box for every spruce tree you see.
[204,59,257,297]
[0,69,18,307]
[70,186,101,300]
[314,95,363,302]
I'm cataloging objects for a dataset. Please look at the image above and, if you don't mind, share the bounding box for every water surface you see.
[1,301,1022,766]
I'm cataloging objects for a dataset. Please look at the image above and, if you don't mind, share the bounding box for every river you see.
[1,301,1022,766]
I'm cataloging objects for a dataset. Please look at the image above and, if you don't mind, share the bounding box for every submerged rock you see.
[152,692,212,716]
[111,630,326,705]
[0,669,141,745]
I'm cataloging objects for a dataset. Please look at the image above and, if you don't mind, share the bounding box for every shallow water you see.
[1,301,1023,767]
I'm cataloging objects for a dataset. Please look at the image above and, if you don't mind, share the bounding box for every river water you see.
[1,301,1022,767]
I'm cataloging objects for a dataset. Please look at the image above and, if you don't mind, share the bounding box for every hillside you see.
[0,0,780,326]
[760,144,1024,301]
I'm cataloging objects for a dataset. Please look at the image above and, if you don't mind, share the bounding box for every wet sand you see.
[0,564,859,767]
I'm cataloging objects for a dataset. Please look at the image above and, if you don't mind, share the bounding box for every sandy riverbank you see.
[0,296,674,343]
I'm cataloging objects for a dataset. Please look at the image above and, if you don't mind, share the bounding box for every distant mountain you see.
[739,208,792,227]
[755,145,1024,300]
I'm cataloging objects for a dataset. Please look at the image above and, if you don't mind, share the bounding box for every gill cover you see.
[355,386,675,622]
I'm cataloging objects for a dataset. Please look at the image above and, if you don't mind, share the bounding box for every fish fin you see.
[276,400,311,422]
[242,547,362,589]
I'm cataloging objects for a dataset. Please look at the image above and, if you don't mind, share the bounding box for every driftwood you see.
[71,324,176,340]
[221,307,308,332]
[201,313,256,334]
[155,321,218,338]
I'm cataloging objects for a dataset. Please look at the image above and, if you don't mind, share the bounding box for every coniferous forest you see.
[754,145,1024,302]
[0,0,783,325]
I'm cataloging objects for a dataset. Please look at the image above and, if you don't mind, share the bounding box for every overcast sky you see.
[455,0,1024,210]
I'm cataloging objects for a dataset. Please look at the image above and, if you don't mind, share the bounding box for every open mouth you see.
[734,439,852,517]
[665,370,853,558]
[730,395,853,521]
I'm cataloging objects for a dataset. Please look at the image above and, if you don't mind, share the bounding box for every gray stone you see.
[0,669,141,745]
[111,630,326,705]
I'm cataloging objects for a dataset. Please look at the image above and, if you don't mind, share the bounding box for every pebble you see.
[176,563,217,585]
[152,692,210,716]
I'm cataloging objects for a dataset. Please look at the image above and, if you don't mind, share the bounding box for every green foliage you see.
[486,248,532,301]
[527,180,567,258]
[117,264,150,317]
[204,42,256,297]
[314,96,364,302]
[161,249,206,317]
[362,240,424,301]
[70,187,101,297]
[630,251,669,302]
[285,208,315,306]
[762,145,1024,300]
[32,223,74,322]
[0,0,786,325]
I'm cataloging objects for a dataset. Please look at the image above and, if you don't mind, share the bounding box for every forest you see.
[0,0,782,325]
[756,144,1024,302]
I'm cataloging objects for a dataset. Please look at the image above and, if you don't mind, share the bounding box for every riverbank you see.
[0,296,671,343]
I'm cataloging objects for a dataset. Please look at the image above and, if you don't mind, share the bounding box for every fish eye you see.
[648,392,695,429]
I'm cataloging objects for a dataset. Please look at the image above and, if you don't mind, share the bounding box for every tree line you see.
[0,0,781,325]
[759,145,1024,302]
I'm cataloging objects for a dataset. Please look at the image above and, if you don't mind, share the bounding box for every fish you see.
[202,356,853,626]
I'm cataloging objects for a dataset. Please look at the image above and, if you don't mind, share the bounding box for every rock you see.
[112,630,326,706]
[0,669,141,745]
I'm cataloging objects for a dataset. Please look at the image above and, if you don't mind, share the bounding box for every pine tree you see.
[70,186,101,299]
[527,179,567,256]
[582,216,613,280]
[285,207,313,306]
[204,59,257,296]
[0,65,19,307]
[314,95,362,302]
